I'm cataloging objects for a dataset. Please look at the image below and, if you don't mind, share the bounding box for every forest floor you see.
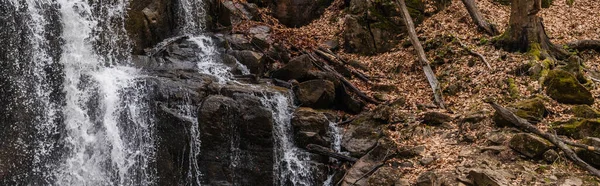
[238,0,600,184]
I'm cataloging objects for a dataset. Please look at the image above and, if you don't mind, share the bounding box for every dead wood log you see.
[485,100,600,178]
[460,0,499,35]
[306,144,358,162]
[315,49,371,83]
[305,52,381,104]
[395,0,446,109]
[455,37,492,69]
[567,40,600,52]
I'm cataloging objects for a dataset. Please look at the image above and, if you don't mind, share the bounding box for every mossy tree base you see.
[494,0,568,60]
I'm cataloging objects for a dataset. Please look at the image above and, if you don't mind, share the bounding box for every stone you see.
[343,0,425,55]
[224,34,253,50]
[271,54,313,81]
[366,166,403,186]
[461,110,489,123]
[509,133,554,158]
[228,50,264,75]
[493,97,548,127]
[294,79,336,109]
[126,0,177,54]
[400,161,414,168]
[341,115,386,156]
[416,171,437,186]
[468,169,510,186]
[554,118,600,139]
[571,105,600,118]
[423,111,453,125]
[291,107,331,148]
[560,178,583,186]
[341,139,396,186]
[543,149,559,163]
[272,0,334,27]
[544,70,594,105]
[420,157,436,166]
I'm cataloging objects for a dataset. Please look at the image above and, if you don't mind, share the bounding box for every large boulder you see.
[343,0,425,55]
[544,70,594,105]
[468,169,511,186]
[341,112,387,156]
[509,133,554,158]
[493,97,548,127]
[198,93,275,186]
[271,54,314,81]
[291,107,331,148]
[554,118,600,139]
[229,50,265,75]
[272,0,334,27]
[571,105,600,118]
[126,0,177,54]
[294,79,336,109]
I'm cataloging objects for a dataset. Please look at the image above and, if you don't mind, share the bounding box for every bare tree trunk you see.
[494,0,567,59]
[395,0,446,109]
[461,0,499,36]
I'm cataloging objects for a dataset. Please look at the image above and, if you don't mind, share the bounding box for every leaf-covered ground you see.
[236,0,600,184]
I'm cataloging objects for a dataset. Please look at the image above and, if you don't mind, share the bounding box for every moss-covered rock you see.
[571,105,600,118]
[543,70,594,105]
[554,118,600,139]
[576,138,600,169]
[493,97,548,127]
[509,133,554,158]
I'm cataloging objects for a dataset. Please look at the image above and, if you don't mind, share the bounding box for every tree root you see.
[568,40,600,52]
[485,99,600,178]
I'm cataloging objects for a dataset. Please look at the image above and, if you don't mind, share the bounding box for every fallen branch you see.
[460,0,499,36]
[567,40,600,52]
[314,49,371,83]
[305,51,381,104]
[306,144,358,162]
[395,0,446,109]
[455,37,492,70]
[485,100,600,178]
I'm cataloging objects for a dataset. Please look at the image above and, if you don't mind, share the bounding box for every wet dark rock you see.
[228,50,265,75]
[423,111,453,126]
[126,0,177,54]
[493,97,548,127]
[291,107,331,148]
[509,133,554,158]
[294,79,336,109]
[271,54,314,81]
[544,70,594,105]
[224,34,254,50]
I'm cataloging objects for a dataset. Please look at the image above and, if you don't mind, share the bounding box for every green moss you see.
[494,97,547,127]
[544,70,594,105]
[555,118,600,139]
[528,43,543,60]
[507,78,519,99]
[541,0,553,8]
[479,38,489,45]
[572,105,600,118]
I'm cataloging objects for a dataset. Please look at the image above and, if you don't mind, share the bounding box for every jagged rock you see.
[224,34,254,50]
[219,0,260,25]
[271,54,314,81]
[416,171,437,186]
[544,70,594,105]
[126,0,177,54]
[294,79,336,109]
[229,50,264,75]
[198,93,276,186]
[423,111,453,126]
[341,138,396,186]
[468,169,510,186]
[343,0,424,55]
[571,105,600,118]
[509,133,554,158]
[554,118,600,139]
[272,0,334,27]
[291,107,331,148]
[575,137,600,169]
[398,145,426,157]
[341,114,386,156]
[366,166,403,186]
[493,97,548,127]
